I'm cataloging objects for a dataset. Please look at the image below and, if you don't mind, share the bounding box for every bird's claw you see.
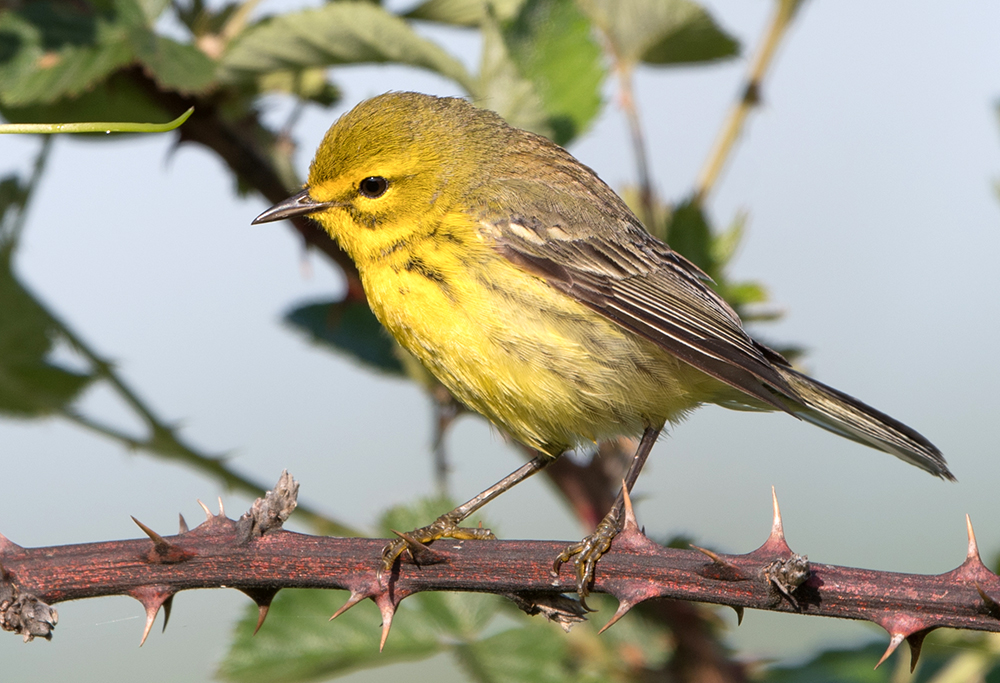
[378,514,496,582]
[551,514,620,609]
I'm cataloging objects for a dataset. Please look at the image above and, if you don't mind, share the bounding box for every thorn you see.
[161,595,174,633]
[140,611,156,647]
[747,487,794,559]
[237,587,279,635]
[254,604,269,635]
[197,500,212,520]
[875,633,904,669]
[599,599,634,634]
[907,629,932,673]
[621,481,639,533]
[218,497,225,517]
[131,586,174,646]
[691,543,746,581]
[691,543,723,563]
[0,532,21,553]
[391,530,448,566]
[966,514,981,563]
[733,605,744,625]
[377,598,395,652]
[330,591,366,621]
[132,516,171,550]
[131,516,193,563]
[976,583,1000,619]
[178,514,189,534]
[771,486,784,541]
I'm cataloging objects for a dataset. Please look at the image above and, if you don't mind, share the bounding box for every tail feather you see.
[773,366,954,480]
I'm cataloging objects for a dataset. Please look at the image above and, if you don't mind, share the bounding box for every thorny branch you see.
[2,473,999,673]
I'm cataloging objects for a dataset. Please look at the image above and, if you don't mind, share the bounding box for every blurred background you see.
[1,0,999,681]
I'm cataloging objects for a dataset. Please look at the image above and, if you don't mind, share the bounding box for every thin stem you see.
[2,136,53,247]
[59,409,356,536]
[693,0,801,206]
[618,65,656,226]
[219,0,264,43]
[0,109,193,135]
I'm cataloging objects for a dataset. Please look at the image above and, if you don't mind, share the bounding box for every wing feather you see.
[492,219,799,410]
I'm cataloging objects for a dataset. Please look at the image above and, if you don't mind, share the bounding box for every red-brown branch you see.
[1,474,997,673]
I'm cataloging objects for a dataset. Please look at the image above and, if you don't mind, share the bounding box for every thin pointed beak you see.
[252,188,338,224]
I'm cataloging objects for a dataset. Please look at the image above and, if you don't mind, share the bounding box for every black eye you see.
[358,176,389,198]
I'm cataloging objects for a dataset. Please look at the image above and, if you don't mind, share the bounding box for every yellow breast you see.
[351,213,724,456]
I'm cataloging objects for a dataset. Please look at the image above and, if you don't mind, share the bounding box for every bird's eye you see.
[358,176,389,198]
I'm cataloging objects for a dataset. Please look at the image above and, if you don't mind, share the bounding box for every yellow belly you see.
[359,239,726,456]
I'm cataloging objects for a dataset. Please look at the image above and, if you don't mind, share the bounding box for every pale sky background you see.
[2,1,999,681]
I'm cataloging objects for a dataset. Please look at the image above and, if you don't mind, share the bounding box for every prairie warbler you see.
[254,92,951,598]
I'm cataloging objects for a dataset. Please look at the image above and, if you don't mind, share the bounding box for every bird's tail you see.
[773,365,954,480]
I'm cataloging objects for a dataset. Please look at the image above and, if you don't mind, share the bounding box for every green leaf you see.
[501,0,604,145]
[475,6,550,136]
[0,245,93,417]
[134,0,171,24]
[0,71,170,128]
[757,640,973,682]
[218,589,445,683]
[377,495,460,536]
[129,30,216,94]
[710,211,746,268]
[219,2,474,92]
[577,0,738,67]
[455,624,566,683]
[284,299,405,377]
[0,1,138,107]
[664,198,715,277]
[405,0,526,27]
[256,69,341,107]
[0,176,29,227]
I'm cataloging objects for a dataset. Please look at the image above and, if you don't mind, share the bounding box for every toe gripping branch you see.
[1,475,1000,672]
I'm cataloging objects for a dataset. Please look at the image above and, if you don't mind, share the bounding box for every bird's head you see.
[253,92,510,261]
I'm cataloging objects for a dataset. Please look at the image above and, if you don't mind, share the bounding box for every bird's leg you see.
[379,454,554,580]
[552,425,662,606]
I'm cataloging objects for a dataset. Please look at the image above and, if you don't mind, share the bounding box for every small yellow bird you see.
[254,92,952,597]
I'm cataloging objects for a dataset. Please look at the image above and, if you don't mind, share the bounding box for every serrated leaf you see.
[218,589,445,683]
[0,1,137,107]
[454,621,576,683]
[414,591,502,642]
[475,6,549,136]
[577,0,738,67]
[0,245,93,417]
[759,641,926,682]
[502,0,603,145]
[219,2,474,92]
[284,299,405,376]
[130,30,216,93]
[405,0,526,27]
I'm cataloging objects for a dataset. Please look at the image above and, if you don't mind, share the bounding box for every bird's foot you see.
[379,513,495,581]
[552,509,621,609]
